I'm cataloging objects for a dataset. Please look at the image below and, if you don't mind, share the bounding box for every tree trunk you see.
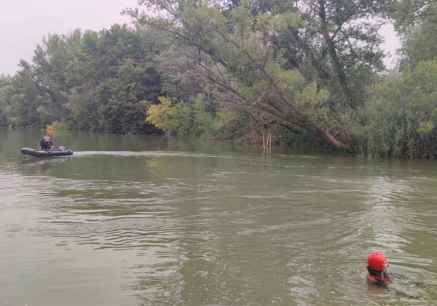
[318,0,356,109]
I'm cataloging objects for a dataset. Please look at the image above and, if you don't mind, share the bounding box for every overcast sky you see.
[0,0,401,75]
[0,0,137,75]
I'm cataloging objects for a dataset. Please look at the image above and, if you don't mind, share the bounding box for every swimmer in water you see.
[367,251,392,287]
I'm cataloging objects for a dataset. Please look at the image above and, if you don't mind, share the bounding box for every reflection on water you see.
[1,129,437,306]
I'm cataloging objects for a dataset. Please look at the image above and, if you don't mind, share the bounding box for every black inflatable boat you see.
[21,147,74,158]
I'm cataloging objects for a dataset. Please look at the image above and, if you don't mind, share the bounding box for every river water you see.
[0,129,436,306]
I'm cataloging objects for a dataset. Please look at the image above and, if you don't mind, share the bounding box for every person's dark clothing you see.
[40,136,53,151]
[367,266,392,286]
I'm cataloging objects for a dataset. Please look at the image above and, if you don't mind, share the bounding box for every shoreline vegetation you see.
[1,0,437,159]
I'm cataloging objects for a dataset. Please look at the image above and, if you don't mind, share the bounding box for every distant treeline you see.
[1,0,437,158]
[0,25,163,134]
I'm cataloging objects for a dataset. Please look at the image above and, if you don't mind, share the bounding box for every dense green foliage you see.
[129,0,395,150]
[0,25,163,133]
[0,76,11,127]
[366,60,437,158]
[364,1,437,158]
[146,95,241,138]
[1,0,437,158]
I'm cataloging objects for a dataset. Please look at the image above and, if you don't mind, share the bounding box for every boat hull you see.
[21,148,74,157]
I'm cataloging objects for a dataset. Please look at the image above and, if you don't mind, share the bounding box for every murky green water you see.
[1,129,437,306]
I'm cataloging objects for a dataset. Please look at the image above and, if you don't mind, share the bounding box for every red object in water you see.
[367,251,392,286]
[368,251,386,272]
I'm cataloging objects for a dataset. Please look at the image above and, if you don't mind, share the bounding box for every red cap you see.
[368,251,387,272]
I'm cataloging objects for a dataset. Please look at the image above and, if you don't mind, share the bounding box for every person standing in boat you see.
[40,135,54,151]
[40,125,57,151]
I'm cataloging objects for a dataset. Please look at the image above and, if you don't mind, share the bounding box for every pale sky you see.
[0,1,401,75]
[380,23,402,69]
[0,0,137,75]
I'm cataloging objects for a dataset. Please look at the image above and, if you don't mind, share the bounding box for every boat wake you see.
[73,150,226,159]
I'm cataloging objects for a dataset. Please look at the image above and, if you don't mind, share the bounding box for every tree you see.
[398,2,437,64]
[131,0,394,149]
[146,94,237,138]
[5,61,50,127]
[366,59,437,158]
[1,24,165,133]
[392,0,436,29]
[0,76,11,126]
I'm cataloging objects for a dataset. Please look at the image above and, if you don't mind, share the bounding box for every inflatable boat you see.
[21,147,74,158]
